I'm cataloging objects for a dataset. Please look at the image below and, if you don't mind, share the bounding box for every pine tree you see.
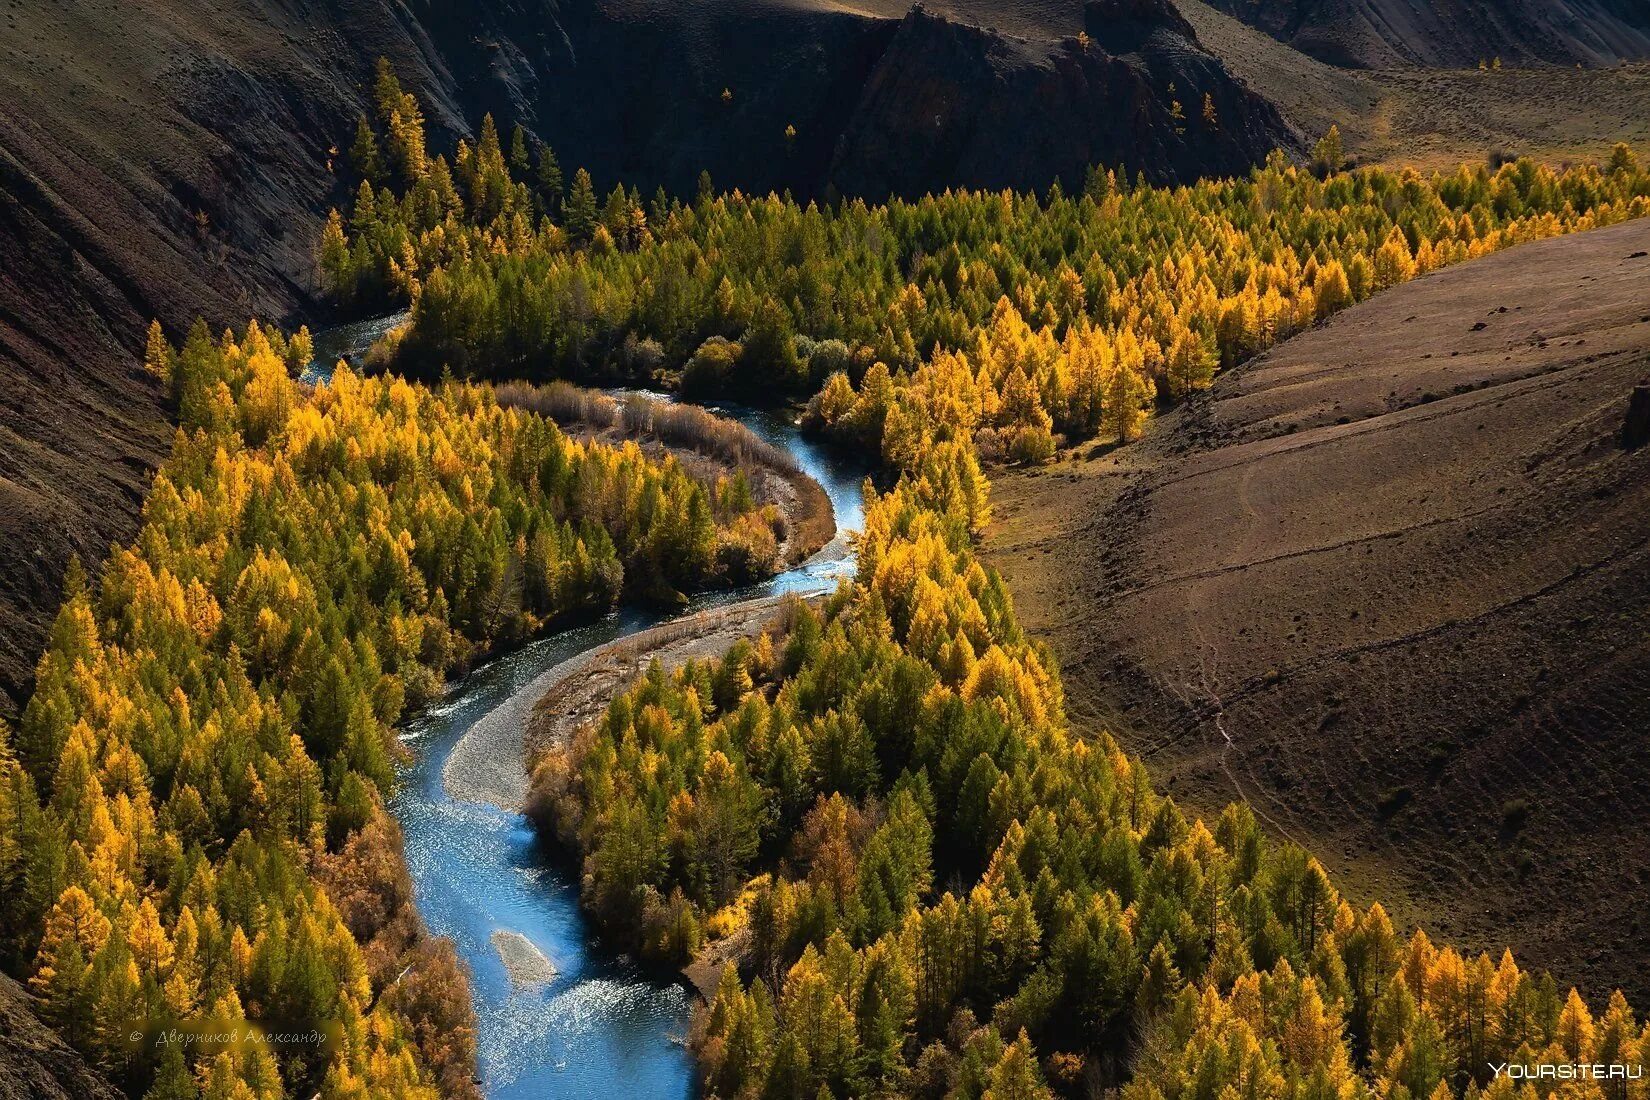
[144,321,174,381]
[1313,125,1345,177]
[1374,226,1417,291]
[565,168,599,245]
[146,1038,199,1100]
[372,57,403,126]
[1103,357,1155,442]
[1607,141,1640,176]
[509,123,531,179]
[740,297,803,390]
[535,141,564,215]
[984,1031,1053,1100]
[348,115,383,186]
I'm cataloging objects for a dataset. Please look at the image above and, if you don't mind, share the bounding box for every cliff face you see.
[515,0,1298,199]
[1202,0,1650,68]
[829,2,1299,197]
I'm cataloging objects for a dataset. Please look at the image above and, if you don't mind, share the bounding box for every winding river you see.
[309,327,866,1097]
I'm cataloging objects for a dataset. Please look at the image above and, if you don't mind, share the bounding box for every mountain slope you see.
[1177,0,1650,172]
[1202,0,1650,68]
[829,1,1299,197]
[0,973,122,1100]
[986,217,1650,1002]
[528,0,1299,198]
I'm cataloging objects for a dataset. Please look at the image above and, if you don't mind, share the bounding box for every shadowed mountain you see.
[505,0,1300,197]
[828,0,1298,197]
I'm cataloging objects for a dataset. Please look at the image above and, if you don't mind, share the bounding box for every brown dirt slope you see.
[985,217,1650,1003]
[1178,0,1650,172]
[1198,0,1650,68]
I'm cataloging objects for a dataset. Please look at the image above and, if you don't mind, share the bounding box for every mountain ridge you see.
[1203,0,1650,68]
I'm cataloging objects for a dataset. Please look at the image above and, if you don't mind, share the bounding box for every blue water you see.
[386,393,866,1098]
[299,310,409,384]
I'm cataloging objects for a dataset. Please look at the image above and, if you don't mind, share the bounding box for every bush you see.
[797,335,853,386]
[1377,786,1412,819]
[1008,425,1057,465]
[716,511,782,583]
[495,378,800,474]
[618,332,666,378]
[681,336,744,397]
[640,886,703,963]
[738,298,804,391]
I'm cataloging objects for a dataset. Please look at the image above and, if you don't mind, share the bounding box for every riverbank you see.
[495,382,836,568]
[442,592,814,811]
[394,382,866,1098]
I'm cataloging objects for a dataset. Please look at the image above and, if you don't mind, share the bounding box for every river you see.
[299,310,409,384]
[307,329,866,1098]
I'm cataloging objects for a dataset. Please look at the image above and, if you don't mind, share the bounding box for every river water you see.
[304,326,866,1098]
[299,310,410,384]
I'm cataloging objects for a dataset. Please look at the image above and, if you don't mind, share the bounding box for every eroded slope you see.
[1201,0,1650,68]
[986,217,1650,1001]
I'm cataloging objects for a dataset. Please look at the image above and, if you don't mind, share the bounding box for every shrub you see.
[681,336,744,396]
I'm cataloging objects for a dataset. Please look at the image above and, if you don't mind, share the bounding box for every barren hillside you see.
[1178,0,1650,171]
[1200,0,1650,68]
[986,218,1650,1002]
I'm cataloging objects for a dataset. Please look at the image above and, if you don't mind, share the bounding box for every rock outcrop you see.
[829,2,1298,197]
[1623,381,1650,449]
[0,973,121,1100]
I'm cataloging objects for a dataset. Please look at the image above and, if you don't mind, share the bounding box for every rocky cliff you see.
[0,972,123,1100]
[830,1,1298,197]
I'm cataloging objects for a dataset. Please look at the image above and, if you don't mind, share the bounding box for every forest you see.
[0,320,777,1098]
[3,55,1646,1100]
[529,445,1647,1100]
[324,64,1649,470]
[318,68,1650,1100]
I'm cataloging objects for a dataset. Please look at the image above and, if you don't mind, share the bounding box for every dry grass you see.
[1179,0,1650,172]
[496,381,802,475]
